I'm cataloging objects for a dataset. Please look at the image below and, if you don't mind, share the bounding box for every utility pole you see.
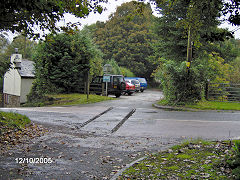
[186,26,192,74]
[87,70,89,101]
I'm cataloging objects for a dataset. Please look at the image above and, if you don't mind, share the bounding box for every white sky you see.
[61,0,133,28]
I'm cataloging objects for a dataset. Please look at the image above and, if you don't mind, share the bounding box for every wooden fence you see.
[206,83,240,102]
[79,82,105,95]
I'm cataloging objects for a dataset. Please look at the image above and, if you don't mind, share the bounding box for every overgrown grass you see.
[157,99,240,111]
[0,111,31,134]
[120,139,235,179]
[24,93,115,107]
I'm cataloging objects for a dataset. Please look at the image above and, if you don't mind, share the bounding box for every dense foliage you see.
[29,30,102,102]
[152,0,239,103]
[229,57,240,84]
[152,0,233,62]
[89,2,157,80]
[1,0,239,105]
[154,60,205,103]
[154,0,240,26]
[0,0,105,39]
[0,0,239,40]
[104,59,136,77]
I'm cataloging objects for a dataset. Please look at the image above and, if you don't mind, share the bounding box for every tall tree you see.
[90,1,157,80]
[152,0,238,103]
[1,0,239,39]
[153,0,233,62]
[153,0,240,26]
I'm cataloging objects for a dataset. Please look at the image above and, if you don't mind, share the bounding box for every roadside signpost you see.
[103,64,112,96]
[103,75,110,82]
[103,75,111,96]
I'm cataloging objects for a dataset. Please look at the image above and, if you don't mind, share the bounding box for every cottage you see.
[3,51,35,107]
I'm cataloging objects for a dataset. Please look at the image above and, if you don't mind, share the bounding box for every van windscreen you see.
[138,79,146,83]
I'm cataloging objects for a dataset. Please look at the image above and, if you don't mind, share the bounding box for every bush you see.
[26,80,57,106]
[156,60,205,104]
[31,31,103,96]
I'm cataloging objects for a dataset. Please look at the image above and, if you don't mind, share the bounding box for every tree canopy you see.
[152,0,233,62]
[89,1,157,80]
[0,0,239,40]
[0,0,105,38]
[154,0,240,26]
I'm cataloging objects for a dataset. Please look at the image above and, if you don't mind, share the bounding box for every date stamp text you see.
[15,157,53,164]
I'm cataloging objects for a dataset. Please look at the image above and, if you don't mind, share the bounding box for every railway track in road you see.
[75,107,136,134]
[78,107,114,128]
[111,108,136,133]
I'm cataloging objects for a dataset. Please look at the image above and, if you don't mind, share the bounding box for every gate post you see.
[205,80,209,101]
[102,83,105,96]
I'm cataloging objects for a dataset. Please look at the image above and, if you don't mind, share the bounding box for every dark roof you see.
[18,59,35,78]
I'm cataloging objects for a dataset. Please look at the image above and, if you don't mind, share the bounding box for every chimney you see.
[11,48,22,69]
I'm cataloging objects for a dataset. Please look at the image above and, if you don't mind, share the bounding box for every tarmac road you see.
[1,89,240,179]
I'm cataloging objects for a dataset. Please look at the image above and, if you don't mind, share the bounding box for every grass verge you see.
[185,101,240,111]
[157,99,240,111]
[120,139,237,179]
[0,111,31,134]
[24,93,115,107]
[0,111,46,151]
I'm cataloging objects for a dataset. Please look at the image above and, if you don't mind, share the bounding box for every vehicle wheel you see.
[115,93,121,98]
[96,93,101,95]
[140,89,144,92]
[128,92,133,96]
[119,82,126,90]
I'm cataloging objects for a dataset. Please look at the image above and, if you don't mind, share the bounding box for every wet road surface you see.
[1,89,240,179]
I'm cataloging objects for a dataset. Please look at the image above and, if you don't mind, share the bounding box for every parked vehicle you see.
[126,79,140,92]
[137,78,147,92]
[90,75,126,97]
[124,82,135,95]
[125,77,147,92]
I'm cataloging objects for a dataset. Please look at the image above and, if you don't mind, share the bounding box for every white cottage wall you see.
[3,68,21,96]
[20,78,34,103]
